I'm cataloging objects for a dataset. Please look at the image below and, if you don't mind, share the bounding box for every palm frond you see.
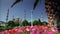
[11,0,23,8]
[33,0,39,10]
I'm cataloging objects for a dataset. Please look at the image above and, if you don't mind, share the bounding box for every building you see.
[12,17,22,26]
[0,21,7,27]
[45,0,60,29]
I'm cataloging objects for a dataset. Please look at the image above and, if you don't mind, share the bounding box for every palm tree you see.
[11,0,23,8]
[33,0,40,10]
[36,0,60,30]
[11,0,40,10]
[45,0,60,29]
[11,0,60,30]
[11,0,41,26]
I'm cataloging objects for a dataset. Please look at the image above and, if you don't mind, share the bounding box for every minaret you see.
[31,10,33,26]
[41,16,44,22]
[40,11,44,22]
[6,9,9,22]
[24,9,26,20]
[19,18,22,26]
[12,15,15,21]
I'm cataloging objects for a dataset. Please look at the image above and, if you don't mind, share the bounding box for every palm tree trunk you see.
[45,0,60,30]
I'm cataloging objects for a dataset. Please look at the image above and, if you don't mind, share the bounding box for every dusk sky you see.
[0,0,48,22]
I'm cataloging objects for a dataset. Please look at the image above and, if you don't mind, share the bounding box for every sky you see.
[0,0,48,22]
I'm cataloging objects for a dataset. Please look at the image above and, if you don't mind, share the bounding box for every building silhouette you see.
[12,16,22,26]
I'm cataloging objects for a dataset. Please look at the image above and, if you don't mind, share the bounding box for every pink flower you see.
[30,26,36,34]
[55,30,58,32]
[0,32,2,34]
[16,30,22,34]
[47,31,54,34]
[44,29,48,34]
[14,29,18,32]
[8,30,14,34]
[26,26,30,31]
[3,30,8,34]
[36,30,41,34]
[30,31,35,34]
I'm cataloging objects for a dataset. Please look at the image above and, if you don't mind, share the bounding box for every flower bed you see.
[0,25,59,34]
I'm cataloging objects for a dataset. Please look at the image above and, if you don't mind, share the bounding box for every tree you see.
[11,0,42,26]
[41,21,47,25]
[7,21,15,29]
[33,20,39,26]
[14,21,19,26]
[28,22,31,26]
[0,26,5,32]
[11,0,41,10]
[33,0,40,10]
[11,0,23,7]
[57,22,60,30]
[38,19,43,25]
[22,20,29,26]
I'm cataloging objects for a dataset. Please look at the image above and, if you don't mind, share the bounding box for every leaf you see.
[33,0,39,10]
[11,0,23,8]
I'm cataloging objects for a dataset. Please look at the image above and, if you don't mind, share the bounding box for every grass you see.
[22,31,30,34]
[55,32,60,34]
[22,32,60,34]
[2,31,60,34]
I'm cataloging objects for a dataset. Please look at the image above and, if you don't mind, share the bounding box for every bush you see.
[7,21,15,29]
[22,20,29,26]
[0,26,5,31]
[33,20,39,26]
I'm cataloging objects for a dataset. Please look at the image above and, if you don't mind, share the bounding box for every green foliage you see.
[14,21,19,26]
[57,22,60,30]
[38,19,42,25]
[11,0,23,7]
[33,19,44,26]
[11,0,41,10]
[38,19,41,22]
[7,20,20,30]
[28,22,31,26]
[33,20,39,26]
[42,21,47,23]
[41,21,47,25]
[0,26,5,31]
[7,21,15,30]
[6,26,13,30]
[22,20,29,26]
[33,0,39,10]
[22,31,30,34]
[8,20,20,26]
[55,32,60,34]
[7,21,15,27]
